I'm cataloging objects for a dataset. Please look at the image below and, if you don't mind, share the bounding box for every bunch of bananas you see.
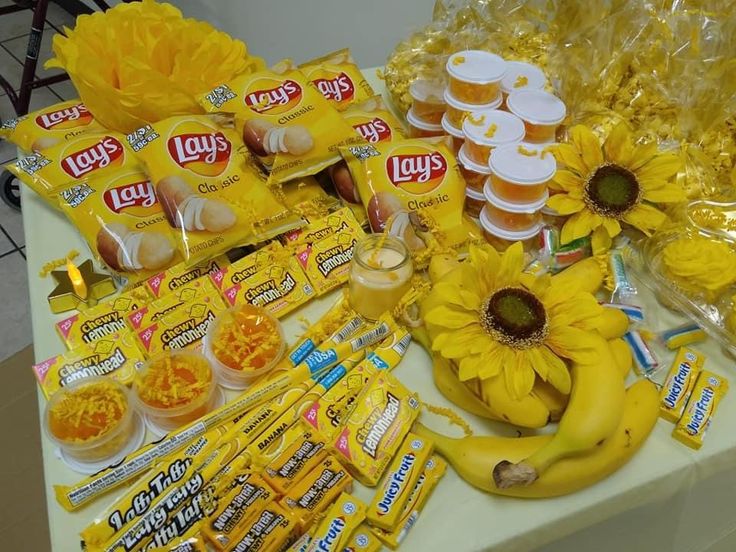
[412,255,660,497]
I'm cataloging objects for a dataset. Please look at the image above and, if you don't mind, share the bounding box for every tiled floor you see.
[0,2,76,363]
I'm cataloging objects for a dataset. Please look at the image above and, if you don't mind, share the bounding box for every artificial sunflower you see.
[424,242,604,400]
[547,123,685,254]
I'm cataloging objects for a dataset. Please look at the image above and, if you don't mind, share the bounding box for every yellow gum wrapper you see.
[208,241,283,293]
[33,331,144,399]
[298,48,375,111]
[673,370,729,450]
[55,287,148,349]
[221,504,297,552]
[295,223,365,296]
[343,523,382,552]
[302,331,411,440]
[306,492,367,552]
[280,207,363,249]
[198,67,364,185]
[332,370,421,486]
[135,292,225,355]
[262,423,328,494]
[0,99,102,152]
[342,95,407,144]
[366,432,433,531]
[81,425,231,547]
[220,255,315,318]
[6,131,138,207]
[57,168,181,285]
[659,347,706,423]
[372,455,446,550]
[280,454,353,531]
[202,473,277,550]
[146,255,230,298]
[128,115,301,265]
[127,275,217,331]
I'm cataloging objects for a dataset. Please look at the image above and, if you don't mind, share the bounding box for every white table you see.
[23,70,736,552]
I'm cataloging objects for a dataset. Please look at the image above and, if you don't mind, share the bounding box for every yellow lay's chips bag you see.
[57,168,181,284]
[198,67,363,185]
[298,48,374,111]
[342,96,406,144]
[128,115,300,265]
[0,99,102,152]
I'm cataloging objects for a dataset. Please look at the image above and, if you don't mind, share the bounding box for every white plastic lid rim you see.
[446,50,508,84]
[441,113,464,138]
[489,142,557,185]
[507,89,566,125]
[480,206,544,240]
[500,61,547,94]
[458,145,492,174]
[483,179,549,212]
[407,107,443,131]
[462,109,526,147]
[444,87,502,111]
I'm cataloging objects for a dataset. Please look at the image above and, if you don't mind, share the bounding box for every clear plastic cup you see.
[410,79,446,124]
[44,376,134,463]
[465,186,485,219]
[132,350,217,432]
[489,142,556,203]
[479,205,543,252]
[462,109,525,165]
[483,181,547,232]
[458,145,492,192]
[500,61,546,100]
[204,304,286,390]
[446,50,507,105]
[406,108,444,138]
[444,88,502,129]
[440,114,464,154]
[507,90,566,144]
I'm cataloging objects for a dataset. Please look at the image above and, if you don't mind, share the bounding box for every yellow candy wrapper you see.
[280,176,341,220]
[136,292,226,355]
[221,255,315,318]
[343,524,382,552]
[673,371,729,450]
[33,331,144,399]
[262,425,328,494]
[0,99,101,152]
[305,492,367,552]
[221,504,297,552]
[128,114,300,264]
[209,241,283,293]
[55,287,147,348]
[198,67,363,185]
[342,95,406,144]
[299,48,374,111]
[280,207,364,248]
[58,168,181,284]
[332,371,421,486]
[147,255,230,298]
[659,347,705,423]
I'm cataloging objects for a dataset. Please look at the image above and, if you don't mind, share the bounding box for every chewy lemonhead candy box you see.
[295,224,363,296]
[209,241,283,292]
[146,255,230,298]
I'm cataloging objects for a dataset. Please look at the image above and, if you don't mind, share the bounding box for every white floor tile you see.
[3,29,63,80]
[0,227,13,256]
[45,3,79,31]
[0,141,16,163]
[0,47,23,91]
[0,252,32,361]
[0,196,24,247]
[0,86,63,125]
[0,10,39,40]
[49,79,79,101]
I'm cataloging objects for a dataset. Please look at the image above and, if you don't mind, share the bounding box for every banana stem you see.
[413,422,457,453]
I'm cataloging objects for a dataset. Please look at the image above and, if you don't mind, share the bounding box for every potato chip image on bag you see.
[198,67,364,185]
[128,114,300,265]
[299,48,374,111]
[0,99,102,152]
[58,169,180,284]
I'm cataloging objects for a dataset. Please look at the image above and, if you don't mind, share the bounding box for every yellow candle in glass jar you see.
[349,235,413,321]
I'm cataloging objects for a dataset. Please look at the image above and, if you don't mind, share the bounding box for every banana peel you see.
[551,257,603,294]
[597,307,630,340]
[609,337,633,378]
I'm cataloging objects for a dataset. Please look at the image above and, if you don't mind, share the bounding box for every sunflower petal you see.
[554,144,588,175]
[522,272,551,297]
[546,324,601,365]
[432,282,481,311]
[570,125,604,173]
[643,183,686,203]
[477,346,503,379]
[539,346,572,394]
[552,169,584,192]
[547,193,586,215]
[504,351,535,400]
[561,209,601,244]
[591,224,613,255]
[496,241,524,287]
[602,217,621,238]
[437,326,487,359]
[425,305,477,329]
[636,152,683,182]
[604,122,634,166]
[458,354,485,381]
[628,141,658,171]
[623,203,667,234]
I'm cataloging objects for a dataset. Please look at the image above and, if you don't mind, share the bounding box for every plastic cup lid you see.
[489,142,557,185]
[501,61,547,94]
[444,88,502,111]
[483,179,548,212]
[465,185,486,200]
[410,79,446,104]
[541,205,562,216]
[480,206,544,240]
[446,50,507,84]
[507,89,566,125]
[407,108,443,131]
[462,109,525,147]
[441,113,464,138]
[458,144,492,174]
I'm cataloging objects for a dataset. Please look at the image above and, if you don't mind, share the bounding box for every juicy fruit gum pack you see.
[672,370,729,450]
[0,99,102,152]
[342,95,407,144]
[58,167,181,284]
[198,67,364,185]
[128,114,300,264]
[340,137,468,248]
[308,492,367,551]
[146,255,230,298]
[33,331,144,399]
[659,347,706,423]
[6,130,137,207]
[298,48,374,111]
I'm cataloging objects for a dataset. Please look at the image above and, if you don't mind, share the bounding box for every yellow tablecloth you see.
[23,69,736,552]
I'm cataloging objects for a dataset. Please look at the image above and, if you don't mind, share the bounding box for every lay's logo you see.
[35,102,93,130]
[312,72,355,104]
[103,179,157,215]
[167,131,231,177]
[386,148,447,195]
[244,79,302,114]
[352,117,391,143]
[61,136,125,179]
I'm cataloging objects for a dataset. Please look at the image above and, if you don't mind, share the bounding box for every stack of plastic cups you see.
[499,61,547,109]
[506,89,566,144]
[407,79,446,138]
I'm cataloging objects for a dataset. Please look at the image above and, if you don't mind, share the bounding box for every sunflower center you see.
[480,287,548,349]
[584,163,641,218]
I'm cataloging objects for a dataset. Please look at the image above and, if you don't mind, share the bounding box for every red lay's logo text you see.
[167,127,231,177]
[61,136,125,179]
[385,147,448,195]
[103,176,157,216]
[244,78,302,115]
[35,103,93,130]
[311,71,355,104]
[351,117,391,143]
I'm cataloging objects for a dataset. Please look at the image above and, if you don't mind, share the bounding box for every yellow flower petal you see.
[642,183,686,203]
[623,203,667,235]
[521,272,551,297]
[496,241,524,287]
[425,306,477,329]
[591,224,613,255]
[548,292,603,328]
[436,326,487,359]
[547,193,586,215]
[570,125,604,173]
[628,141,658,171]
[602,217,621,238]
[552,170,584,193]
[554,144,588,175]
[546,324,601,365]
[603,122,634,166]
[458,354,485,381]
[432,282,481,311]
[468,244,500,294]
[636,152,682,182]
[538,346,571,394]
[477,344,503,379]
[560,209,601,244]
[504,351,535,400]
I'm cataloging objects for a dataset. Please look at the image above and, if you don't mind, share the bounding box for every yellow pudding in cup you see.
[465,186,485,219]
[483,182,546,232]
[507,90,566,144]
[458,145,492,191]
[406,108,444,138]
[440,114,464,154]
[488,142,556,204]
[409,79,446,124]
[446,50,507,105]
[462,109,525,165]
[444,88,502,128]
[479,205,542,252]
